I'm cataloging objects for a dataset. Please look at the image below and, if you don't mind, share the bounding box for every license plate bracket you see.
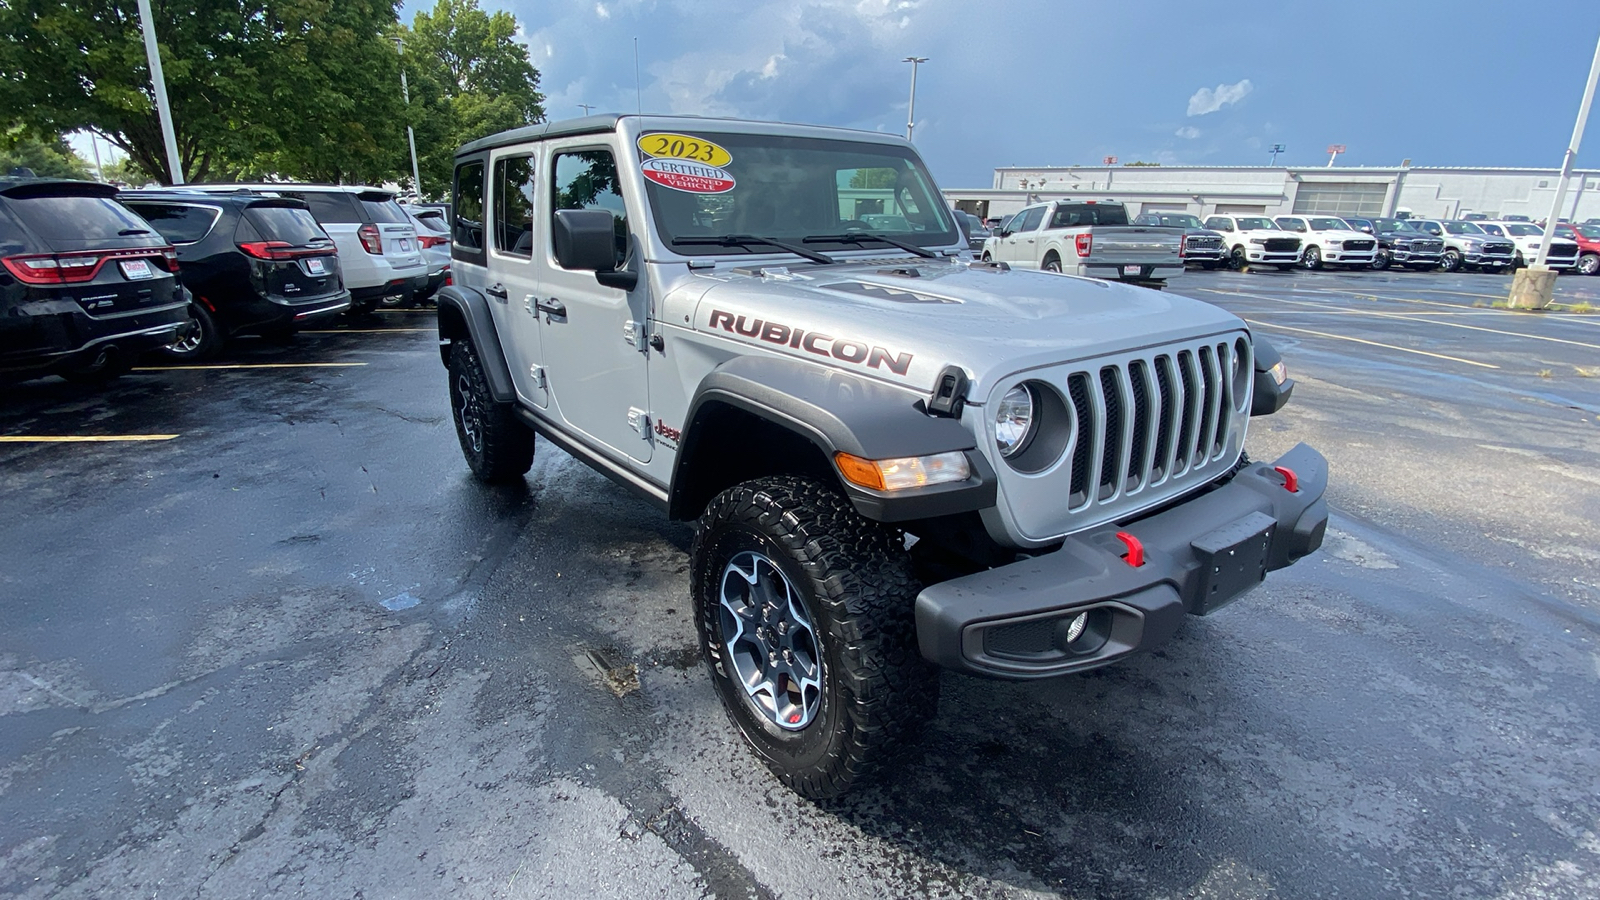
[1189,511,1276,615]
[119,259,153,280]
[306,257,327,275]
[1122,265,1143,277]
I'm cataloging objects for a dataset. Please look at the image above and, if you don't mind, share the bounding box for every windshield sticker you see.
[637,132,732,167]
[641,157,736,194]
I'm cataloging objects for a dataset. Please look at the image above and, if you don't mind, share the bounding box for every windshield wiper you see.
[803,232,937,258]
[672,234,835,265]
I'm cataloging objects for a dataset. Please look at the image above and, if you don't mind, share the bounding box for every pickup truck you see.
[1203,215,1304,270]
[1273,215,1378,270]
[1478,220,1581,271]
[1407,219,1515,272]
[1130,212,1229,269]
[1553,222,1600,275]
[437,114,1328,799]
[983,200,1184,283]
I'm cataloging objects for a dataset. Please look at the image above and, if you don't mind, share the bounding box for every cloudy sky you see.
[418,0,1598,188]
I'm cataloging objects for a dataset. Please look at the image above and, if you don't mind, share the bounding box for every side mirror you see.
[553,208,638,291]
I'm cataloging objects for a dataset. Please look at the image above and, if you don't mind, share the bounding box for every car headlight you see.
[994,384,1036,457]
[1249,237,1267,245]
[1268,360,1288,386]
[1327,240,1342,248]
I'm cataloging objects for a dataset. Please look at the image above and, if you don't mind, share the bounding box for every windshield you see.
[1309,217,1350,231]
[1413,221,1443,235]
[1444,221,1486,235]
[1236,217,1280,230]
[1504,223,1543,236]
[122,202,220,244]
[640,131,958,254]
[1373,217,1415,233]
[1139,213,1202,228]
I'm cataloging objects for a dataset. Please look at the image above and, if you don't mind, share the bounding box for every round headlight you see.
[995,384,1035,457]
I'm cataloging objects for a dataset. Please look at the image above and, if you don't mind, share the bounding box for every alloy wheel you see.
[717,550,822,731]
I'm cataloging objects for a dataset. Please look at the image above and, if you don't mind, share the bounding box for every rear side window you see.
[281,191,360,224]
[453,161,486,256]
[243,206,327,244]
[121,203,220,244]
[413,210,448,234]
[552,149,628,267]
[494,156,536,257]
[6,195,152,242]
[359,195,410,224]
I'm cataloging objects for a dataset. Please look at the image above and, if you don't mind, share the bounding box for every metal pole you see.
[1535,32,1600,267]
[578,104,596,115]
[88,133,104,182]
[634,38,642,114]
[903,56,927,141]
[135,0,183,184]
[396,37,422,196]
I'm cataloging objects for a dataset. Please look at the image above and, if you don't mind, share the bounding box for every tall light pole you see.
[1269,143,1285,166]
[396,37,423,196]
[1326,144,1346,167]
[135,0,183,184]
[1534,33,1600,267]
[902,56,928,141]
[578,104,596,116]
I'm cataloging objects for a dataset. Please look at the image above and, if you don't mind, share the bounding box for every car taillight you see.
[238,240,296,261]
[358,224,383,255]
[1178,234,1188,258]
[417,234,449,249]
[2,252,128,284]
[154,247,180,273]
[1075,233,1092,257]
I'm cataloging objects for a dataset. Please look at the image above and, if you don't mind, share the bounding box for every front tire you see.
[1301,245,1323,270]
[1439,248,1463,272]
[448,339,534,483]
[692,476,936,800]
[1580,253,1600,276]
[1228,245,1248,271]
[1371,249,1392,270]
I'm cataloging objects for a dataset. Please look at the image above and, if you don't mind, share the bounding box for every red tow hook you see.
[1273,465,1300,493]
[1115,531,1145,568]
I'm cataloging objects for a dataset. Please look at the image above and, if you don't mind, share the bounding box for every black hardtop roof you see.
[0,177,119,200]
[120,189,310,210]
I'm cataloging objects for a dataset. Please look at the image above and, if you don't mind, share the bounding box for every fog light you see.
[1064,611,1088,643]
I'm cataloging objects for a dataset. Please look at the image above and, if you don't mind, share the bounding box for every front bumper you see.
[915,444,1328,679]
[1247,250,1299,263]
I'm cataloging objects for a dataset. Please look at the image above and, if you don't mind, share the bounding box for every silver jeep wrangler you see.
[437,115,1328,799]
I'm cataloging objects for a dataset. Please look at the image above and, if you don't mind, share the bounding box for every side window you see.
[282,192,360,224]
[551,149,627,268]
[1481,224,1503,236]
[1205,217,1231,231]
[493,156,536,257]
[1017,207,1046,232]
[453,160,486,257]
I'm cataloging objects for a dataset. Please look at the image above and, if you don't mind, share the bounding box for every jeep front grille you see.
[992,333,1253,543]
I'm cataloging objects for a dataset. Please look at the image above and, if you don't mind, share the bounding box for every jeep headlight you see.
[994,384,1036,457]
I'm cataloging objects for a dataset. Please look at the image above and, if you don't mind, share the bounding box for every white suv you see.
[194,184,430,312]
[1273,216,1378,269]
[1477,220,1581,271]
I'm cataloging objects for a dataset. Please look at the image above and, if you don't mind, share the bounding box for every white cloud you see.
[1187,79,1252,116]
[595,2,610,19]
[1175,126,1200,139]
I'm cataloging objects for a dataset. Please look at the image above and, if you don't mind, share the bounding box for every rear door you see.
[358,192,424,271]
[237,203,342,302]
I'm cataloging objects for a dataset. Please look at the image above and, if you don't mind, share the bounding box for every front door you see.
[486,151,548,408]
[536,142,652,463]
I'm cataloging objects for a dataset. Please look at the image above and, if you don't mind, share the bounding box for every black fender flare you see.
[435,285,516,403]
[670,355,997,523]
[1250,333,1295,416]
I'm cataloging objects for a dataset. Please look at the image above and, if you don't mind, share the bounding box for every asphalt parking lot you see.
[4,269,1600,900]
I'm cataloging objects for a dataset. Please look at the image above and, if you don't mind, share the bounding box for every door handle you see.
[486,284,508,300]
[535,296,567,318]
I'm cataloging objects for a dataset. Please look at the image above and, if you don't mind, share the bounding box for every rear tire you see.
[448,339,534,483]
[157,302,223,361]
[1042,254,1062,273]
[692,476,936,801]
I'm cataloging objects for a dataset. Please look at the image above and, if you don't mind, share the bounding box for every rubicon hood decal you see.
[707,309,913,375]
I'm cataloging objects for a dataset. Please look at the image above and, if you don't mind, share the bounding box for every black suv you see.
[119,191,349,359]
[1,178,189,383]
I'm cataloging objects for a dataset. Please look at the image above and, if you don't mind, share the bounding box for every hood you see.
[687,259,1246,399]
[1315,229,1372,242]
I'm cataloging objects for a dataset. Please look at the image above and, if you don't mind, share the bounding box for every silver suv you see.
[437,115,1328,799]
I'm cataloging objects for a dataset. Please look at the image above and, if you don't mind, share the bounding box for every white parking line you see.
[0,434,179,443]
[1244,319,1500,369]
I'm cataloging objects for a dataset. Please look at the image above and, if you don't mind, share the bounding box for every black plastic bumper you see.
[914,443,1328,679]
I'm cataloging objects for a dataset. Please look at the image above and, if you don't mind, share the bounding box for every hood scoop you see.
[821,279,963,305]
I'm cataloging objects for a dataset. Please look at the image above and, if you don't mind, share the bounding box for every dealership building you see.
[944,164,1600,224]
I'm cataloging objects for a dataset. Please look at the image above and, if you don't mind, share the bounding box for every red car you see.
[1553,223,1600,275]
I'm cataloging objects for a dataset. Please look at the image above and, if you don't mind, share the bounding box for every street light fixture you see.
[1326,144,1346,167]
[578,104,596,116]
[902,56,928,142]
[1269,143,1285,166]
[396,37,423,197]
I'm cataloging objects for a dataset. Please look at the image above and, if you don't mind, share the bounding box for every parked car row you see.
[2,176,453,381]
[979,200,1598,280]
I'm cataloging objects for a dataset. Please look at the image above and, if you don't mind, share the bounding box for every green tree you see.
[849,168,899,189]
[402,0,544,197]
[0,1,405,184]
[0,131,92,179]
